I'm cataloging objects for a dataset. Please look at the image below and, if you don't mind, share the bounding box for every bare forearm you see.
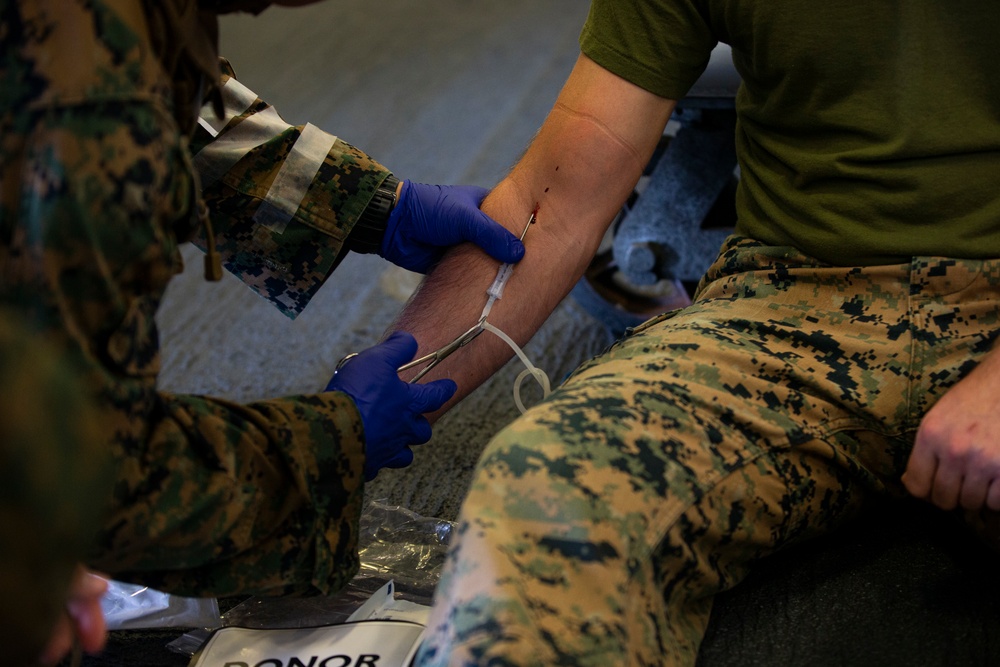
[390,171,599,407]
[390,55,676,413]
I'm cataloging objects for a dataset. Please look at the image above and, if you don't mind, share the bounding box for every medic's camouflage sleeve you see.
[189,60,393,318]
[0,0,367,597]
[0,311,112,666]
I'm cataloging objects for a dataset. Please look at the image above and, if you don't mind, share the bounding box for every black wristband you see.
[347,175,400,255]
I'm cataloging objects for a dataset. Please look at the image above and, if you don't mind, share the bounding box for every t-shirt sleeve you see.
[580,0,717,100]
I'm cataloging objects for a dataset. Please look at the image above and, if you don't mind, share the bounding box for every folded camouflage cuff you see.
[346,174,400,255]
[191,67,393,318]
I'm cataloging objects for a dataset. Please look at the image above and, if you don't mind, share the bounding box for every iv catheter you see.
[396,212,536,383]
[482,211,535,319]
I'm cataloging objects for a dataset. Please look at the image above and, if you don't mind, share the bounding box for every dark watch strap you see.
[347,175,400,254]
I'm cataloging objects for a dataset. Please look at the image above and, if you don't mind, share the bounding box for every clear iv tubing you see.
[479,211,552,413]
[481,321,551,414]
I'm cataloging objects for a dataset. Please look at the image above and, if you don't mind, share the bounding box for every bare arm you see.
[389,54,676,412]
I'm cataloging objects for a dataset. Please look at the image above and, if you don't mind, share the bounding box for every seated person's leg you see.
[417,238,920,666]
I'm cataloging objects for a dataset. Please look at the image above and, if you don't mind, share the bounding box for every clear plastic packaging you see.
[102,579,220,630]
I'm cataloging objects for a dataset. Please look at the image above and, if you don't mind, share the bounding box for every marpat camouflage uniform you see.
[0,309,112,666]
[415,237,1000,666]
[0,0,392,597]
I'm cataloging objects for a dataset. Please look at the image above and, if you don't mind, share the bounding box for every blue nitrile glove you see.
[325,331,457,481]
[379,180,526,274]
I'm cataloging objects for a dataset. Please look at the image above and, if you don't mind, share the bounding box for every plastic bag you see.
[354,498,454,601]
[102,579,221,630]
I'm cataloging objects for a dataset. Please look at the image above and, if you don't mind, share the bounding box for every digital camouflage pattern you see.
[0,312,111,666]
[0,0,387,597]
[190,60,392,318]
[415,236,1000,666]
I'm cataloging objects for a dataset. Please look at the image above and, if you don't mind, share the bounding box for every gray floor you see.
[157,0,614,520]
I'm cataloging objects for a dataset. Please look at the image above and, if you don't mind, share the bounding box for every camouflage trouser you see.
[415,236,1000,666]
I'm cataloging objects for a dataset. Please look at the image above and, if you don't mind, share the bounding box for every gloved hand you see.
[325,331,456,481]
[379,180,526,274]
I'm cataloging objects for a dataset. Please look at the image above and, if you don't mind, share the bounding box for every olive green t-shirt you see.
[581,0,1000,265]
